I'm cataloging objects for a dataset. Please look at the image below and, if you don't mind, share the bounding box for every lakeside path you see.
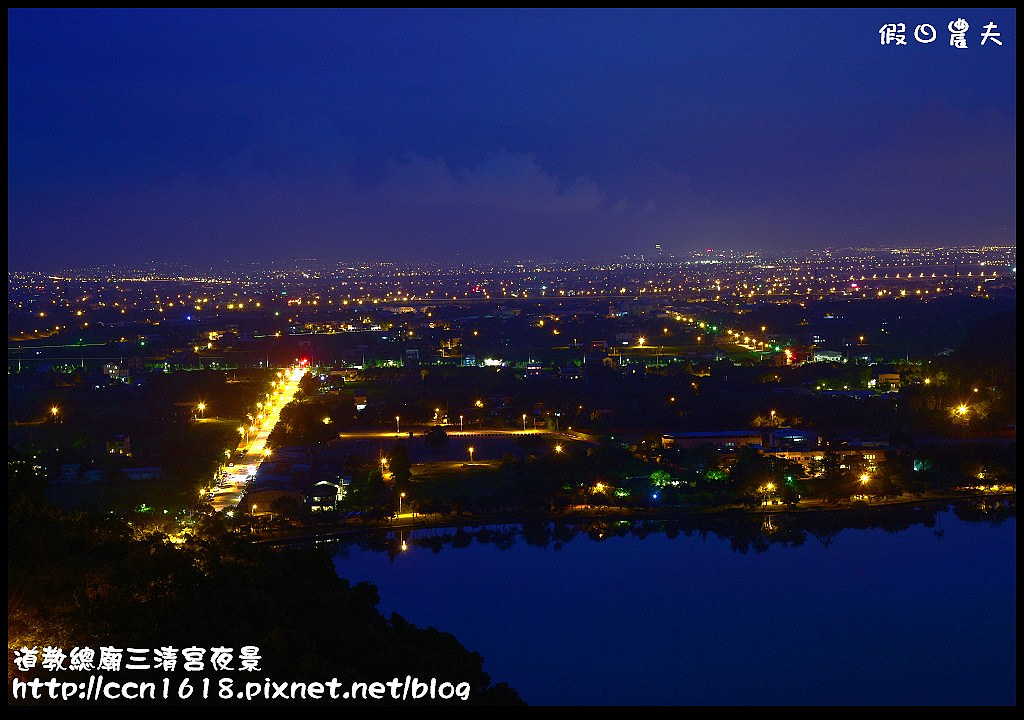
[254,490,1015,546]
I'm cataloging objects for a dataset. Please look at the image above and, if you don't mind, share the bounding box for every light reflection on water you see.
[332,502,1016,705]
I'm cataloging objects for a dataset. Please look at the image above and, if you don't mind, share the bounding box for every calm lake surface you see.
[331,503,1016,705]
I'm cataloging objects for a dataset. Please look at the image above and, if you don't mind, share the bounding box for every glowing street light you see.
[196,402,206,419]
[554,444,563,454]
[637,337,646,347]
[468,446,475,463]
[395,415,401,434]
[955,404,969,417]
[522,413,527,431]
[50,405,60,420]
[398,491,406,514]
[459,414,464,431]
[322,416,331,425]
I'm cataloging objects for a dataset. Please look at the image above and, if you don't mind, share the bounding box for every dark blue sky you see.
[7,9,1016,269]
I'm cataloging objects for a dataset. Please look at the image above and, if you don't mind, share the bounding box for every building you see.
[103,363,130,381]
[766,429,821,450]
[812,350,844,363]
[874,372,901,391]
[106,434,132,456]
[306,480,343,512]
[766,448,891,475]
[662,430,763,450]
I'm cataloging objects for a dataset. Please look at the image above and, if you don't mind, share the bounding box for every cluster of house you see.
[660,428,890,476]
[237,446,351,516]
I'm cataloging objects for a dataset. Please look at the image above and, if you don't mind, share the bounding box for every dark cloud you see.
[7,9,1016,268]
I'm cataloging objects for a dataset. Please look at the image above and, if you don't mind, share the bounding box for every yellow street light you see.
[554,444,563,454]
[50,405,59,417]
[322,416,331,425]
[955,404,969,417]
[468,446,475,462]
[637,337,646,347]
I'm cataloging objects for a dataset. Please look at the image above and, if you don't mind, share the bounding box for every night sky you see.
[7,9,1016,269]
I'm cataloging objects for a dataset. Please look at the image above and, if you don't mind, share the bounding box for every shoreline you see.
[254,489,1015,546]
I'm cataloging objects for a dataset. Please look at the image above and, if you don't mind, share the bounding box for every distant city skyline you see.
[8,9,1016,269]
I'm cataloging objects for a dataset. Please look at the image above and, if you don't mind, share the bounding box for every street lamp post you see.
[197,402,206,419]
[459,414,464,431]
[522,413,527,431]
[468,446,474,463]
[395,415,400,435]
[399,491,405,515]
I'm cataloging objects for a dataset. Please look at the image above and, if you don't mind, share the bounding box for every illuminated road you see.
[210,365,307,512]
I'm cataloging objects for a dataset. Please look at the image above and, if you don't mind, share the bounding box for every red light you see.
[300,358,309,366]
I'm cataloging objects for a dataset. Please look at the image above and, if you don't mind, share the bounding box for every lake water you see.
[331,503,1016,705]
